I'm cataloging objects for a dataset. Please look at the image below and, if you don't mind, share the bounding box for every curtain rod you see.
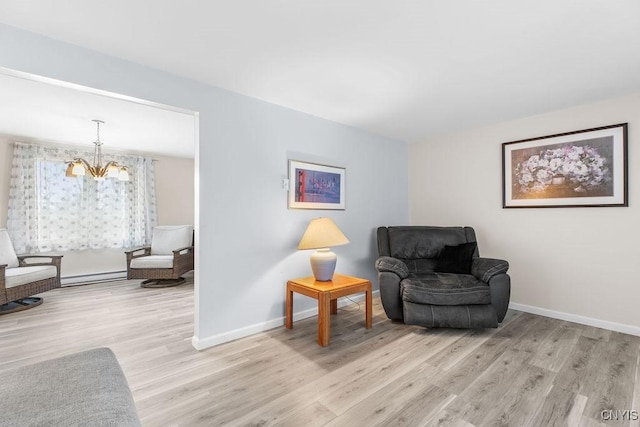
[11,139,159,162]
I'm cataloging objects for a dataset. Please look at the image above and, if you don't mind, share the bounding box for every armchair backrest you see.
[0,229,19,268]
[377,226,479,273]
[151,225,194,255]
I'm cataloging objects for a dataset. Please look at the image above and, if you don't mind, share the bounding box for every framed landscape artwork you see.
[502,123,628,208]
[288,160,345,210]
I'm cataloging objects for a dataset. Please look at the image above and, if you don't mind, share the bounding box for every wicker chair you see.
[0,229,63,315]
[125,225,194,288]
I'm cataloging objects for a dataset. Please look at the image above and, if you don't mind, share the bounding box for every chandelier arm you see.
[77,157,98,178]
[102,160,120,178]
[104,160,119,168]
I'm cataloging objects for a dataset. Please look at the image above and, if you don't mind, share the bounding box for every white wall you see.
[154,155,194,226]
[0,24,409,347]
[409,93,640,333]
[0,135,195,278]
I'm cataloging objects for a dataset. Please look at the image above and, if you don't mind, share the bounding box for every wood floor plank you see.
[426,409,475,427]
[227,331,436,426]
[317,344,442,416]
[530,322,584,373]
[633,348,640,427]
[270,402,336,427]
[473,364,555,426]
[552,335,609,394]
[580,332,639,424]
[321,363,447,427]
[441,347,537,422]
[426,328,495,371]
[0,278,638,427]
[430,312,541,395]
[525,385,584,427]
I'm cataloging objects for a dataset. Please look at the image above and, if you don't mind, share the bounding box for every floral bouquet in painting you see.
[514,145,611,197]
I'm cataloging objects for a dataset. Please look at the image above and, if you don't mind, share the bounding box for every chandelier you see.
[66,119,129,181]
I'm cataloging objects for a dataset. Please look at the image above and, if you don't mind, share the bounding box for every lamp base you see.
[310,248,337,281]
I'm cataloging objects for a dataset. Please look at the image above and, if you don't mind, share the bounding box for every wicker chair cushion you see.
[129,255,174,269]
[5,266,57,288]
[0,229,19,268]
[150,225,193,255]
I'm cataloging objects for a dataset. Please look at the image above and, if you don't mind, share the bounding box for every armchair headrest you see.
[378,226,477,260]
[151,225,194,255]
[0,229,19,268]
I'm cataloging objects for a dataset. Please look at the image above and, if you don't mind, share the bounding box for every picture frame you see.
[502,123,628,208]
[288,160,345,210]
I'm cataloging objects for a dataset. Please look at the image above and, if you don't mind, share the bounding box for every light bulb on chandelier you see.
[65,119,129,181]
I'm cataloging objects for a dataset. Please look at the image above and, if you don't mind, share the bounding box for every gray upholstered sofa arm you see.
[487,273,510,323]
[471,257,510,323]
[377,271,404,321]
[375,257,406,321]
[375,256,409,279]
[471,257,509,283]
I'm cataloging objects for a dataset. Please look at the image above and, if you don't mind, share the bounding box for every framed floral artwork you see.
[502,123,628,208]
[288,160,346,210]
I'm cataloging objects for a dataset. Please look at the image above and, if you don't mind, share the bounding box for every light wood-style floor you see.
[1,279,639,427]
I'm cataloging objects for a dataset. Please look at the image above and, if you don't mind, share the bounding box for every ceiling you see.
[0,72,196,158]
[1,1,640,144]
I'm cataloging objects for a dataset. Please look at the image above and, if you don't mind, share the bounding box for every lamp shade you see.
[71,162,86,176]
[118,167,130,181]
[298,218,350,281]
[297,217,350,250]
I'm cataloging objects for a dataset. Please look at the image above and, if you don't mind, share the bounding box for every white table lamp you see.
[297,217,350,281]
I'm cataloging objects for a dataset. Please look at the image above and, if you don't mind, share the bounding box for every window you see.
[7,142,157,253]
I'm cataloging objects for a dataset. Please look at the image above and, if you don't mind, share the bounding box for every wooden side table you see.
[285,274,372,346]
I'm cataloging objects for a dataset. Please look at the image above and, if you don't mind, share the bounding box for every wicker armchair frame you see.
[125,245,194,288]
[0,255,63,314]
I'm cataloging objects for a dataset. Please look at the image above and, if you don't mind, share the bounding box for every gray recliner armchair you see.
[376,226,510,328]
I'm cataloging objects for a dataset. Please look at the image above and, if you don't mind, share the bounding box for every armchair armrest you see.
[472,257,510,323]
[378,271,404,321]
[125,246,151,262]
[16,255,63,283]
[375,256,409,279]
[0,264,5,292]
[172,246,194,257]
[471,257,509,283]
[124,246,151,255]
[17,255,63,268]
[375,256,407,321]
[125,247,151,270]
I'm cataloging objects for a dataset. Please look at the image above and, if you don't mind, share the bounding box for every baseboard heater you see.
[61,271,127,286]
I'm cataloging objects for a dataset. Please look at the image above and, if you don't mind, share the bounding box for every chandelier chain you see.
[93,119,104,168]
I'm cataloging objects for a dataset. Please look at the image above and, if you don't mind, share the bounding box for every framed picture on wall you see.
[288,160,346,210]
[502,123,628,208]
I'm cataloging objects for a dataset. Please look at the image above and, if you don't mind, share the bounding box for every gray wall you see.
[0,24,409,347]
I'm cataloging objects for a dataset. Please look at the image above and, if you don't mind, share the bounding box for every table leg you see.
[330,299,338,315]
[365,286,372,329]
[285,285,293,329]
[318,291,331,346]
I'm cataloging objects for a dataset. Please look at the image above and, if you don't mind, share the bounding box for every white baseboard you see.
[61,271,127,286]
[509,302,640,337]
[192,294,640,350]
[191,290,379,350]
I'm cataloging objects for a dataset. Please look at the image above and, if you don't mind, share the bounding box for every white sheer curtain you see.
[7,142,158,254]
